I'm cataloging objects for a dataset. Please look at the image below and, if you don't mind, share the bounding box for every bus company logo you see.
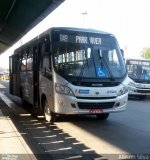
[143,85,146,88]
[95,91,100,95]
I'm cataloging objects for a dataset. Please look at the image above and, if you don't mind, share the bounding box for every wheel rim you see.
[44,101,56,122]
[44,102,52,122]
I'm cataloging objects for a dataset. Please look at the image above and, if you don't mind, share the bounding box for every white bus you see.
[126,59,150,99]
[9,27,128,122]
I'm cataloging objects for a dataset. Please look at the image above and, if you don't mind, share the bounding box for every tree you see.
[140,48,150,59]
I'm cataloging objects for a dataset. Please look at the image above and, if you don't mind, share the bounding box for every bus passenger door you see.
[9,56,13,94]
[33,45,39,107]
[39,37,54,112]
[9,55,21,96]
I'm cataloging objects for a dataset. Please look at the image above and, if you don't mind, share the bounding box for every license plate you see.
[89,109,103,114]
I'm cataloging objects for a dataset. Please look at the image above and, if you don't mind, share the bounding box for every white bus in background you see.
[9,27,128,122]
[126,59,150,99]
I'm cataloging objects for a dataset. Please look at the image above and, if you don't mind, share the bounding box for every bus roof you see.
[13,27,114,54]
[50,27,112,35]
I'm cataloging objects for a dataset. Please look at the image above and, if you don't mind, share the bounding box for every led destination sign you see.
[59,34,102,45]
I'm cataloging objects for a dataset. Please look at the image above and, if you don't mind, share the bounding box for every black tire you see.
[96,113,109,120]
[43,100,56,122]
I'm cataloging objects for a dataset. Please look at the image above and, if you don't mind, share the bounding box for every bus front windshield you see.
[127,60,150,81]
[52,33,126,80]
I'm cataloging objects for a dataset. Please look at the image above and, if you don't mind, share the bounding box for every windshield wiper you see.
[77,46,97,82]
[77,50,89,82]
[98,49,115,81]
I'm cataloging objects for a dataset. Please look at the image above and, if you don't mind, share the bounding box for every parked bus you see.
[126,58,150,99]
[9,27,128,122]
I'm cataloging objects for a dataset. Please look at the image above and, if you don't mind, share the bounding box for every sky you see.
[0,0,150,68]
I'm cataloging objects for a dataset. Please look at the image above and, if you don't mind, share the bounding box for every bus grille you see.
[76,96,116,100]
[72,81,120,87]
[78,102,115,109]
[137,90,150,93]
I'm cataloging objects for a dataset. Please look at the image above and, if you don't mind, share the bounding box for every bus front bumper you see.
[129,87,150,96]
[54,93,128,115]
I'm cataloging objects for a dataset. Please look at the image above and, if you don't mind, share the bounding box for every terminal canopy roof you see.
[0,0,64,54]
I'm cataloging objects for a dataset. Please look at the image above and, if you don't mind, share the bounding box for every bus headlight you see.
[118,86,128,96]
[55,83,74,96]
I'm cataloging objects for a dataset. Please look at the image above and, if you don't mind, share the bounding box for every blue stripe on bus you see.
[79,89,89,94]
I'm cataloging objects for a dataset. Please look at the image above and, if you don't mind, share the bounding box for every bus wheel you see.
[44,100,56,122]
[96,113,109,120]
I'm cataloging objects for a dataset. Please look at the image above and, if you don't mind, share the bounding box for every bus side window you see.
[41,36,50,56]
[21,50,27,71]
[40,36,52,79]
[26,46,33,71]
[41,55,52,80]
[41,40,51,69]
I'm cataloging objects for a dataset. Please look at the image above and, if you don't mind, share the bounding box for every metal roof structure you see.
[0,0,64,54]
